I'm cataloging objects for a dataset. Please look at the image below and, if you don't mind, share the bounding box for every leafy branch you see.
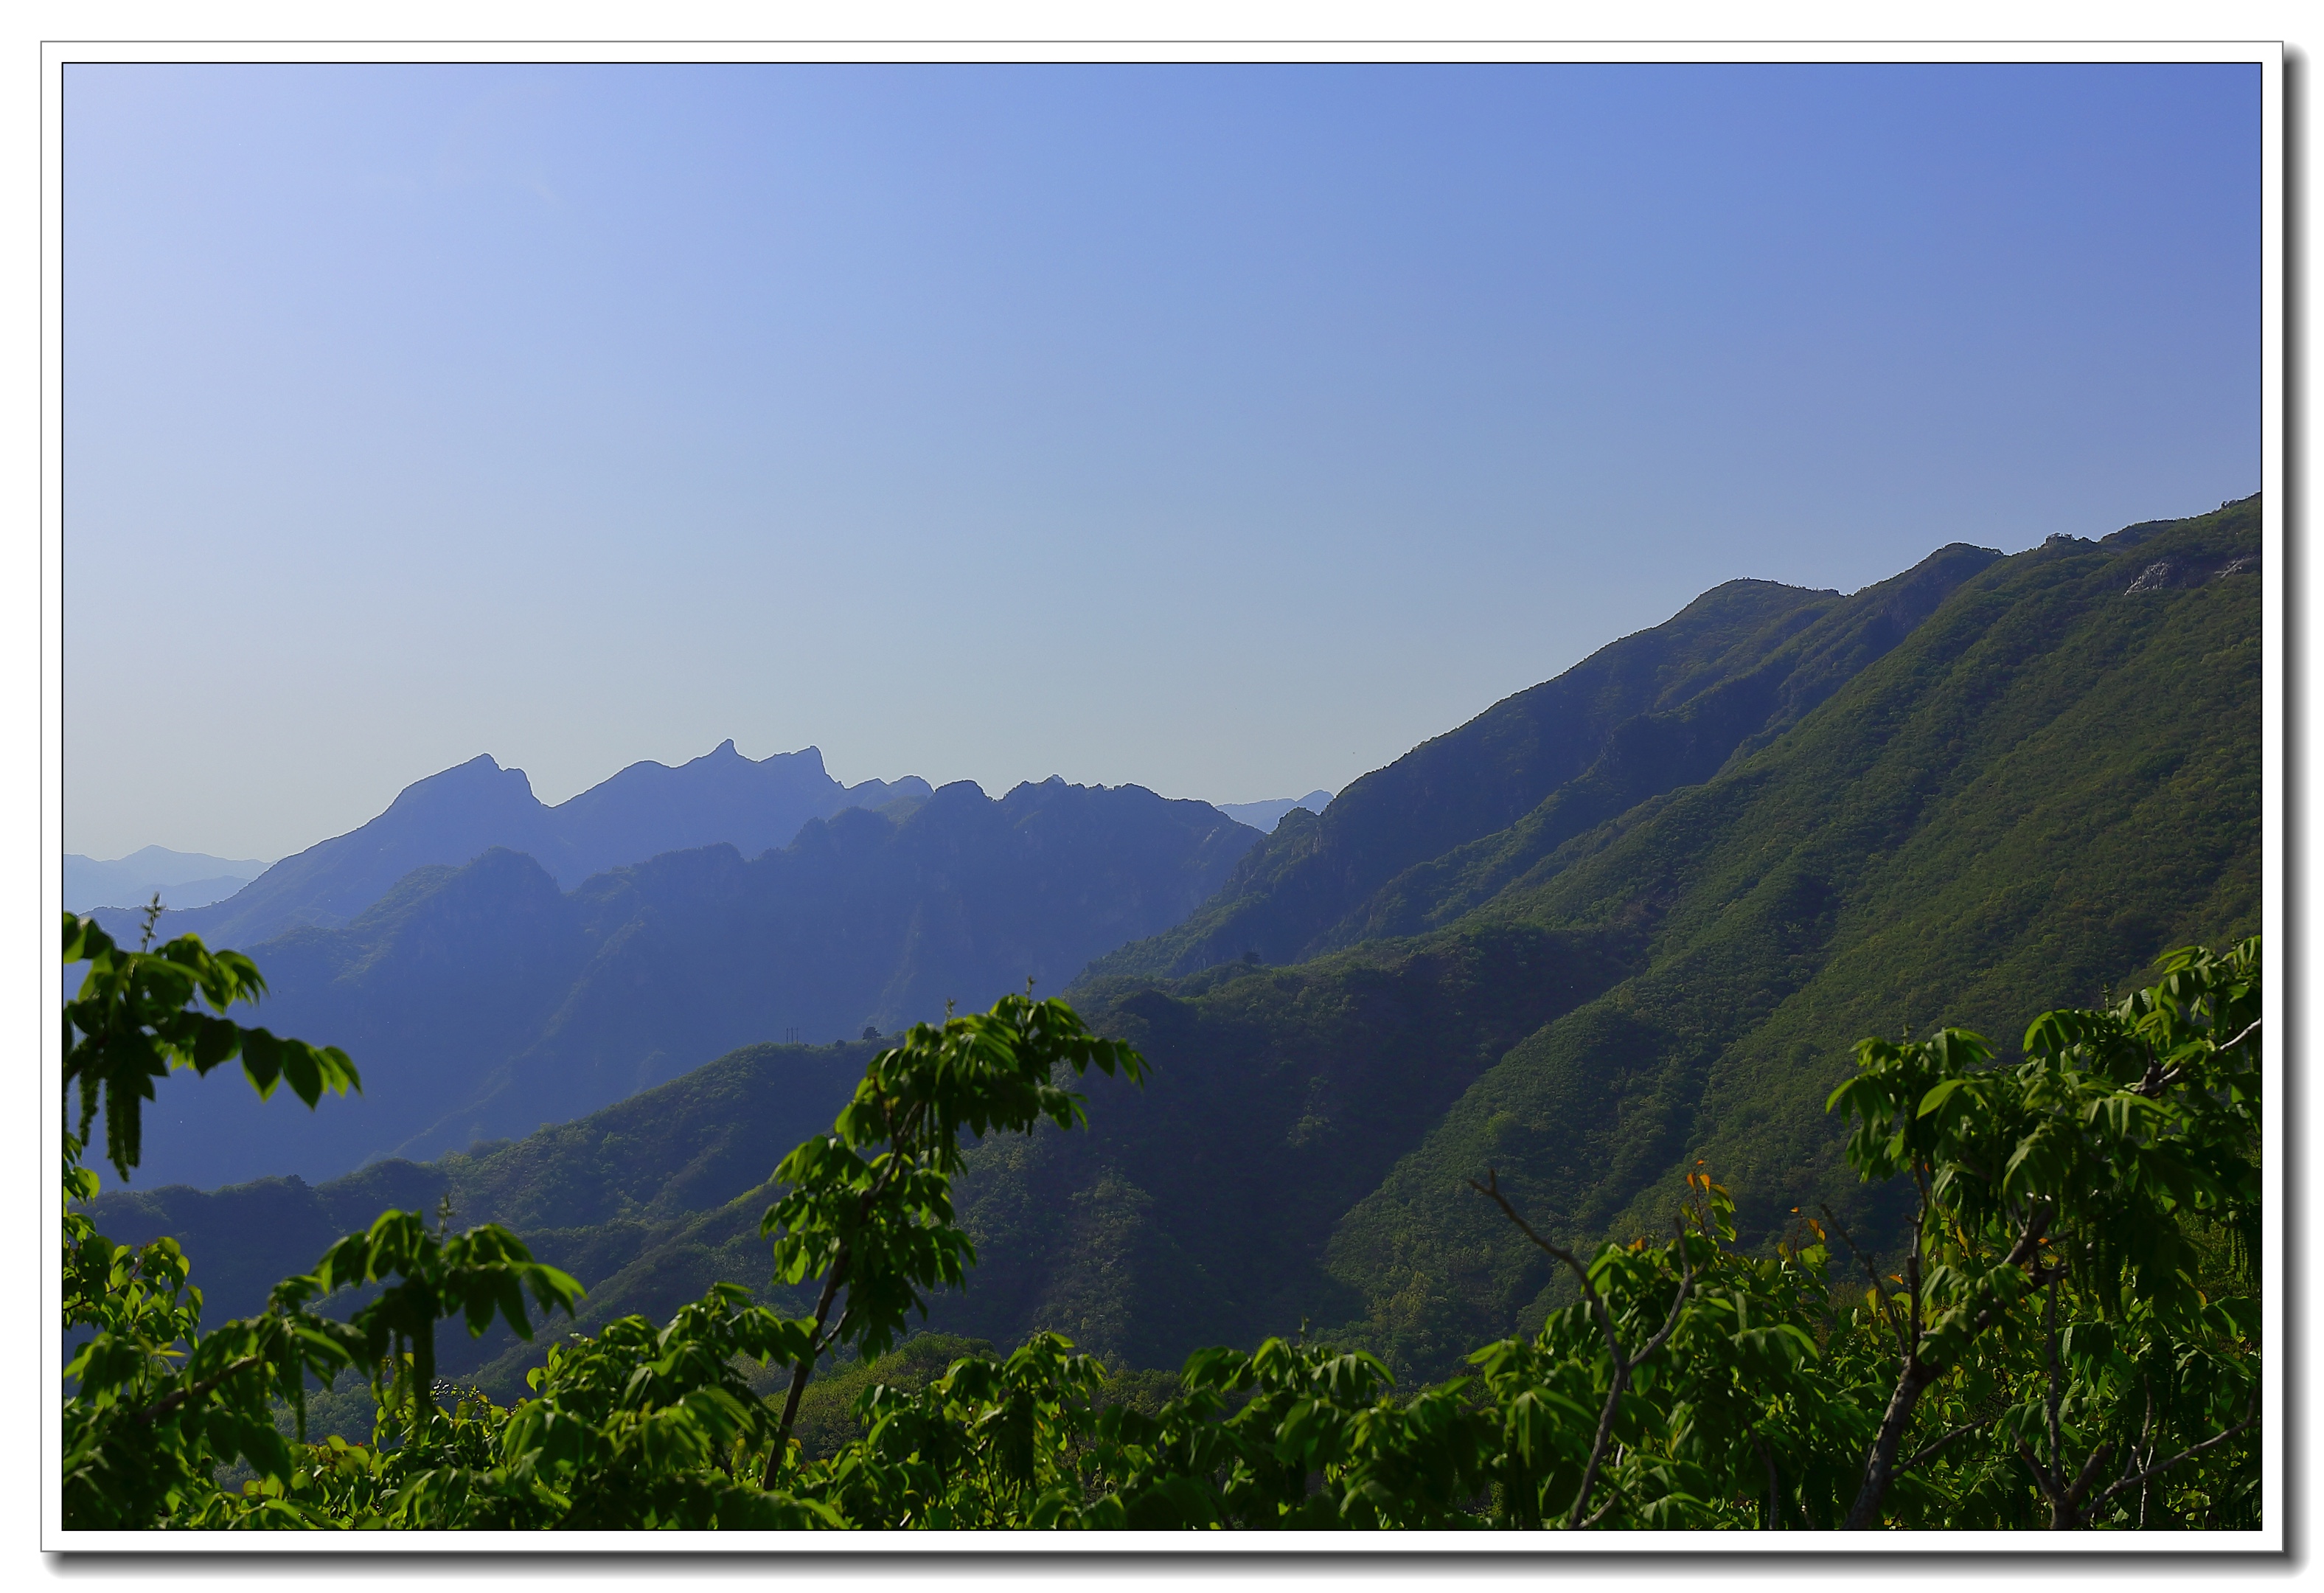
[1467,1167,1695,1528]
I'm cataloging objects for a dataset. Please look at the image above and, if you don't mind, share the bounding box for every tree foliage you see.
[60,912,2260,1531]
[63,912,359,1181]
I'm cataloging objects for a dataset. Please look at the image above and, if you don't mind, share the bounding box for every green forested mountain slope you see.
[1085,541,2000,981]
[83,497,2260,1403]
[1318,502,2260,1370]
[931,923,1634,1369]
[959,497,2258,1376]
[85,926,1633,1402]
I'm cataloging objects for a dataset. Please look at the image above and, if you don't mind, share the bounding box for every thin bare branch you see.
[2134,1061,2189,1100]
[1908,1165,1931,1359]
[1469,1170,1695,1533]
[2213,1018,2261,1055]
[773,1120,920,1459]
[1896,1417,1990,1477]
[1753,1434,1782,1530]
[2015,1435,2058,1499]
[1468,1170,1621,1368]
[1626,1217,1697,1371]
[1577,1493,1621,1530]
[1565,1215,1695,1529]
[2043,1274,2064,1490]
[1466,1169,1576,1266]
[1819,1204,1906,1355]
[1575,1464,1642,1531]
[1843,1203,2053,1530]
[2000,1201,2054,1270]
[2062,1440,2115,1520]
[2092,1407,2259,1513]
[2131,1385,2156,1529]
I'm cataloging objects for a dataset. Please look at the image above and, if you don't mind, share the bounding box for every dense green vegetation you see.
[83,1037,874,1399]
[63,911,2261,1530]
[1312,504,2261,1367]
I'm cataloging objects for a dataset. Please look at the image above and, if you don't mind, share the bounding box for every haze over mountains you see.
[86,496,2261,1401]
[1214,792,1336,833]
[100,742,933,951]
[116,777,1262,1190]
[65,846,269,914]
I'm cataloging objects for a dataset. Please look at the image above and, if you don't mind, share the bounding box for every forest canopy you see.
[60,912,2259,1532]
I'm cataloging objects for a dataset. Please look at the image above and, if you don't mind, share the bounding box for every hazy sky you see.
[65,63,2259,862]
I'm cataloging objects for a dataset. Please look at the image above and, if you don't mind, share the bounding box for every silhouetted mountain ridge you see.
[103,741,931,949]
[116,778,1261,1191]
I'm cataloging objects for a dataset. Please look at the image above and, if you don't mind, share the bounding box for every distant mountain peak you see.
[409,752,523,785]
[63,846,271,914]
[1214,791,1337,834]
[106,741,933,948]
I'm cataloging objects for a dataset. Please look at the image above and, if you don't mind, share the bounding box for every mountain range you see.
[114,777,1261,1190]
[84,495,2262,1396]
[100,742,931,951]
[65,846,269,914]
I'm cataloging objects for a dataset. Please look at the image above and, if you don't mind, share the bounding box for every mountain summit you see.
[1090,541,2003,980]
[112,743,930,948]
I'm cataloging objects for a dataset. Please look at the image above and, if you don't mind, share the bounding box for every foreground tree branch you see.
[1840,1199,2053,1530]
[1469,1167,1696,1529]
[132,1353,265,1427]
[2090,1407,2260,1519]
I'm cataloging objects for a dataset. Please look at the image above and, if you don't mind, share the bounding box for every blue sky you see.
[64,63,2260,861]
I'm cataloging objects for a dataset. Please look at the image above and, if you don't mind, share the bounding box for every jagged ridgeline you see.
[112,778,1262,1192]
[88,496,2259,1394]
[100,741,937,950]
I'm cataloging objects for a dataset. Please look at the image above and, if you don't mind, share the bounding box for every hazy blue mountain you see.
[113,778,1262,1192]
[65,846,268,913]
[1214,791,1335,833]
[100,742,931,949]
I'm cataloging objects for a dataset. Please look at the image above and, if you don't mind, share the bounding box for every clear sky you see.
[63,62,2260,863]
